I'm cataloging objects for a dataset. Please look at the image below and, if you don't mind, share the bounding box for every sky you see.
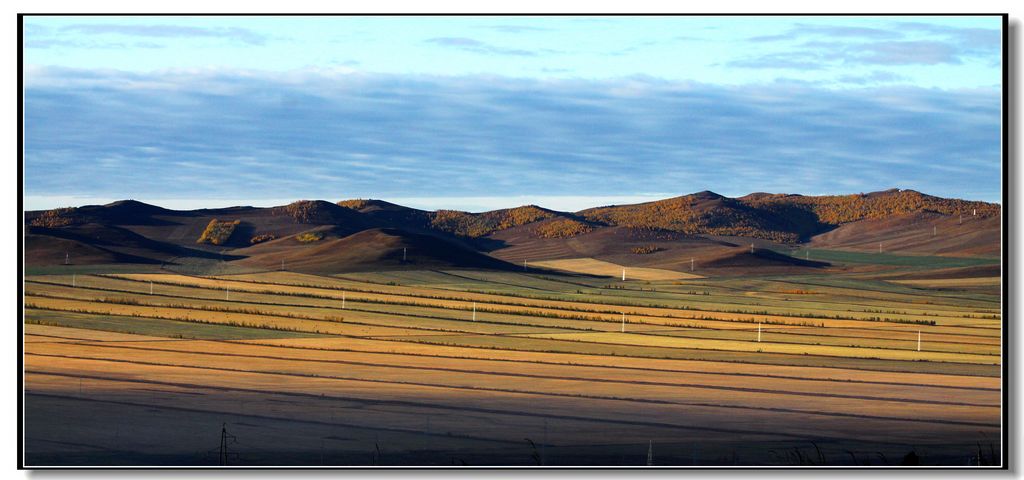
[22,15,1003,211]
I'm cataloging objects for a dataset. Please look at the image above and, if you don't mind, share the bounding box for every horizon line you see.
[22,188,1002,214]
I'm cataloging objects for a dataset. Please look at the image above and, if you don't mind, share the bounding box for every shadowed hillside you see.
[234,227,518,273]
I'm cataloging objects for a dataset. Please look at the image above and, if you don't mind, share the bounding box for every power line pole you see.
[216,422,237,466]
[621,312,626,333]
[757,323,762,343]
[472,302,477,321]
[621,268,626,281]
[917,330,921,352]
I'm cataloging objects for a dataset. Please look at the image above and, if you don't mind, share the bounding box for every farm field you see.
[23,266,1002,466]
[526,258,701,281]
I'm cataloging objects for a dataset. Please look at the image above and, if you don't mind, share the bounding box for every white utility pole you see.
[621,268,626,281]
[472,302,477,321]
[150,280,154,295]
[342,292,346,309]
[917,331,921,352]
[621,312,626,333]
[226,286,230,301]
[690,258,694,271]
[757,323,762,342]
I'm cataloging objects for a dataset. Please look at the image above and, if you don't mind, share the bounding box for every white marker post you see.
[150,281,154,295]
[973,209,977,216]
[72,274,76,288]
[226,286,230,301]
[342,292,346,309]
[757,323,762,342]
[690,258,694,271]
[472,302,477,321]
[917,330,921,352]
[621,312,626,333]
[403,247,407,262]
[622,268,626,281]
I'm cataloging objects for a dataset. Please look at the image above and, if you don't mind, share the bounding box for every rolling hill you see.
[23,189,1001,276]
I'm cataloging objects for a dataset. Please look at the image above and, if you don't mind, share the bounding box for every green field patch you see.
[787,248,999,268]
[23,309,329,340]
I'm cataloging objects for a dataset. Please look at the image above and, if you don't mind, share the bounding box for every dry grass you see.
[22,264,1003,466]
[527,258,702,281]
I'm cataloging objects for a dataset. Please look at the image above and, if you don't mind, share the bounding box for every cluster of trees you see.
[295,231,324,243]
[336,199,371,210]
[28,207,78,227]
[630,245,663,254]
[273,200,350,224]
[743,189,1000,225]
[576,189,999,243]
[581,195,803,242]
[431,206,556,238]
[533,218,593,238]
[249,234,276,244]
[196,219,240,245]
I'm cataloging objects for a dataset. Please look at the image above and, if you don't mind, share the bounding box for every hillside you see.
[233,227,517,273]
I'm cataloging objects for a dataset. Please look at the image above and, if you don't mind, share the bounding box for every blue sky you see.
[23,15,1003,211]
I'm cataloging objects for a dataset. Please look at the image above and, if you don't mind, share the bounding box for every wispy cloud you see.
[837,70,908,85]
[736,22,998,70]
[749,23,903,42]
[59,23,269,45]
[23,67,1002,204]
[424,37,552,56]
[478,25,551,33]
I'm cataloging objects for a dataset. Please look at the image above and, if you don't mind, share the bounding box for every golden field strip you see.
[23,268,1002,466]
